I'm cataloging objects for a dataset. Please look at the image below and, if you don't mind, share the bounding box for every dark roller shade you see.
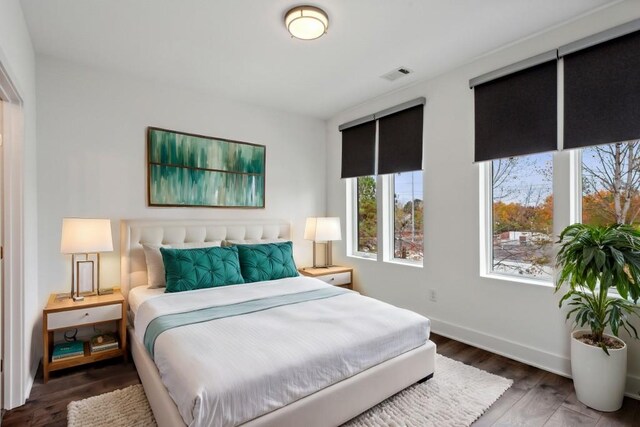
[377,105,424,174]
[341,121,376,178]
[474,60,557,162]
[564,30,640,149]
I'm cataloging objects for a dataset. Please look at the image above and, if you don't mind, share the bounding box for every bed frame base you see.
[417,372,434,384]
[129,327,436,427]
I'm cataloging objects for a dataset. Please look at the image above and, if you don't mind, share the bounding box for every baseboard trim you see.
[430,317,640,400]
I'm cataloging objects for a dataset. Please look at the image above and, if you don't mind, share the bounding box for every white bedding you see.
[129,286,165,315]
[134,276,431,427]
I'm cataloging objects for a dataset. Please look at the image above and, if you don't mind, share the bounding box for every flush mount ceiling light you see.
[284,5,329,40]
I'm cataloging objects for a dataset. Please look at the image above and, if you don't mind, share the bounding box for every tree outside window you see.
[357,176,377,253]
[582,140,640,226]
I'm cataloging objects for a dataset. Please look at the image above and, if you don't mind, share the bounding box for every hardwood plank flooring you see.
[3,334,638,426]
[431,334,639,427]
[2,356,139,427]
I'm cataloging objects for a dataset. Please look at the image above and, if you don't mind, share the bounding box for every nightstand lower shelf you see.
[48,342,125,372]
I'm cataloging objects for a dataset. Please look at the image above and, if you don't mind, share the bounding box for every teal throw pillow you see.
[160,246,245,293]
[236,241,299,283]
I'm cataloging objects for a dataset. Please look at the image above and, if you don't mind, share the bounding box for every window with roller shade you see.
[472,54,557,282]
[560,29,640,228]
[471,20,640,284]
[341,100,424,263]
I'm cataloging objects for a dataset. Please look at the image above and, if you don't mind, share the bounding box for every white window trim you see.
[479,161,492,278]
[479,160,553,286]
[569,148,582,224]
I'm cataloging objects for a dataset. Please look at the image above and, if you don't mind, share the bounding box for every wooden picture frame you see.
[147,127,266,208]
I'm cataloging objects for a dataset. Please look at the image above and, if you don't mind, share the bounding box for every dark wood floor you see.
[3,333,639,426]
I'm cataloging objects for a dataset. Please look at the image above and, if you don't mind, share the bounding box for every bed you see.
[121,219,436,427]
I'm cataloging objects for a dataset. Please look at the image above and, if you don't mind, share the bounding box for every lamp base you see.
[72,295,85,302]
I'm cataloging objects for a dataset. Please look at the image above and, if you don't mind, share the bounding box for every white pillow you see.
[142,241,222,288]
[223,238,286,246]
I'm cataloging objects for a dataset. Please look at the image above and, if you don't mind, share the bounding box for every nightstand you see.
[299,266,353,289]
[42,290,127,383]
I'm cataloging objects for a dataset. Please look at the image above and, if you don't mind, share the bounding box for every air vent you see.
[381,67,413,82]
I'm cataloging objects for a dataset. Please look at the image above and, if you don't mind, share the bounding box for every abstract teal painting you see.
[147,127,266,208]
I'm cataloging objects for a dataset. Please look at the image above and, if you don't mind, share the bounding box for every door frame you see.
[0,59,26,409]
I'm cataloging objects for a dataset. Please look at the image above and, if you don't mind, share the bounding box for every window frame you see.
[347,174,423,268]
[479,158,554,286]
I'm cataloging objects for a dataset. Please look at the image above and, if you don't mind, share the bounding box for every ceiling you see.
[21,0,620,119]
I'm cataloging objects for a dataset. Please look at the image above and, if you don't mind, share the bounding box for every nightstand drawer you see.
[47,304,122,330]
[316,272,351,286]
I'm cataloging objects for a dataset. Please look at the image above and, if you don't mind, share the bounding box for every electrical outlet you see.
[429,289,437,302]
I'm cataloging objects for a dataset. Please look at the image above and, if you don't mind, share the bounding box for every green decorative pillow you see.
[160,246,245,293]
[236,241,299,283]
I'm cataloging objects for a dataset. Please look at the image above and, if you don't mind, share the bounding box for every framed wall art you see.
[147,127,266,208]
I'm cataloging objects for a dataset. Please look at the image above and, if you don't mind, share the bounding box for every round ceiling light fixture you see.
[284,5,329,40]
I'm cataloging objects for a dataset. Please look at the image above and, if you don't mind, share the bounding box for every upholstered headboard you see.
[120,219,291,295]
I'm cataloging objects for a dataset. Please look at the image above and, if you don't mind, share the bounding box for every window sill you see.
[385,259,423,268]
[347,253,377,262]
[480,272,554,288]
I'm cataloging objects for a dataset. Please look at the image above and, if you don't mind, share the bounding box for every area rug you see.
[67,355,512,427]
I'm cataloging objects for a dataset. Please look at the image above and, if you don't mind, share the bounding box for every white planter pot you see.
[571,330,627,412]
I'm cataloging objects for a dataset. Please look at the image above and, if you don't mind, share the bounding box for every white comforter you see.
[135,276,430,427]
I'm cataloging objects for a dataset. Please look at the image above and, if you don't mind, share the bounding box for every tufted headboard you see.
[120,219,291,296]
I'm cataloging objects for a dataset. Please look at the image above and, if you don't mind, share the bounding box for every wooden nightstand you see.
[42,291,127,383]
[299,266,353,289]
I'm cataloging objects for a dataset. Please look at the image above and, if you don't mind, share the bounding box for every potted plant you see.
[556,223,640,411]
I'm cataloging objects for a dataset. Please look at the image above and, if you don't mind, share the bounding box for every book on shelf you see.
[52,341,85,361]
[90,333,119,354]
[91,342,119,353]
[52,352,84,361]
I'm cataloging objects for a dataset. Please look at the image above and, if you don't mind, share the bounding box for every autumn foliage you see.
[582,190,640,226]
[493,195,553,235]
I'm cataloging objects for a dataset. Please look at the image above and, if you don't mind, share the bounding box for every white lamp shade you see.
[304,217,341,243]
[304,217,318,241]
[60,218,113,254]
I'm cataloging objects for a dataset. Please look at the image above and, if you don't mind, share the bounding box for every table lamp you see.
[60,218,113,301]
[304,217,342,268]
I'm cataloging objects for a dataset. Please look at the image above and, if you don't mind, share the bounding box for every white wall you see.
[327,1,640,397]
[36,57,326,304]
[0,0,39,408]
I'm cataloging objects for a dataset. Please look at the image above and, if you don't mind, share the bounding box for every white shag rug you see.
[67,355,512,427]
[67,384,155,427]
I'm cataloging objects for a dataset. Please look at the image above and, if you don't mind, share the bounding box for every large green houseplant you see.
[556,223,640,411]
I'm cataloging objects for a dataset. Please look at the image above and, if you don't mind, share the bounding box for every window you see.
[356,176,377,254]
[342,100,424,264]
[581,140,640,226]
[490,153,553,280]
[393,171,423,262]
